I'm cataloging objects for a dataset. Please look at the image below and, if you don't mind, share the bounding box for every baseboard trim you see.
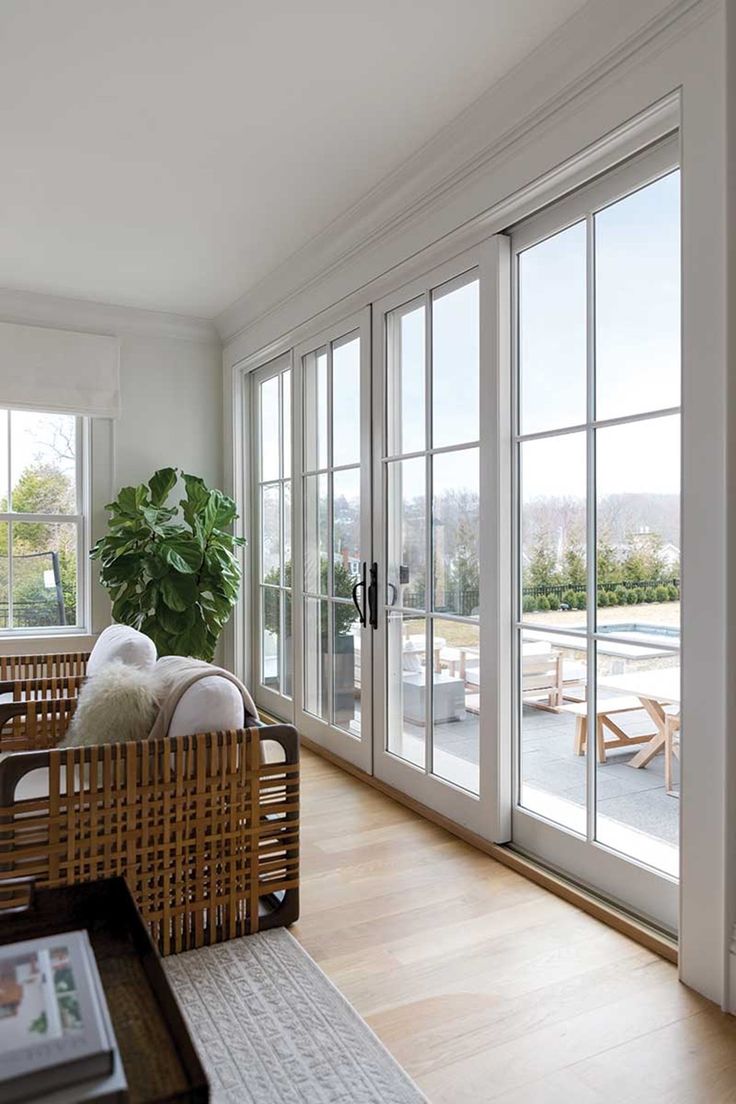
[295,731,678,965]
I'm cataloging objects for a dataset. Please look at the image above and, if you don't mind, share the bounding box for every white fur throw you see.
[61,661,159,747]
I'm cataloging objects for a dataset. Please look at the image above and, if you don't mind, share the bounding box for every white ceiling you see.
[0,0,589,319]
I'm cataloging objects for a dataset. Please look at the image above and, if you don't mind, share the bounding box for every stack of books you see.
[0,930,127,1103]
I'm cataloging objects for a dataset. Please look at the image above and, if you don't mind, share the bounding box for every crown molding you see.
[0,285,219,344]
[216,0,712,349]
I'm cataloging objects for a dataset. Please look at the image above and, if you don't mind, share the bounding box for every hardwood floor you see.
[290,748,736,1103]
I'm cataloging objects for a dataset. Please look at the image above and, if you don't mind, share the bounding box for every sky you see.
[519,169,681,501]
[0,408,77,508]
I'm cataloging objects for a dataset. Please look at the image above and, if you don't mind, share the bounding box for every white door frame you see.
[292,308,373,772]
[370,242,507,838]
[507,137,680,933]
[249,352,295,723]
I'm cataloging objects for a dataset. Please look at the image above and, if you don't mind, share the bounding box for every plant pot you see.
[321,633,356,726]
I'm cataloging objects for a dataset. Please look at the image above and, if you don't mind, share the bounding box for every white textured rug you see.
[164,929,426,1104]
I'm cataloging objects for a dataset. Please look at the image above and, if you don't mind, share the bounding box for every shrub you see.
[537,595,550,611]
[598,590,609,607]
[562,590,577,609]
[606,590,620,607]
[522,595,535,613]
[667,584,679,601]
[655,584,669,602]
[643,588,656,603]
[574,591,586,610]
[628,588,642,604]
[547,594,560,611]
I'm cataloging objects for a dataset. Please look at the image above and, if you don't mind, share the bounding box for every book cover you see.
[0,930,117,1103]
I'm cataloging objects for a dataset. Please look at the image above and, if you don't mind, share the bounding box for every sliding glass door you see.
[246,141,681,928]
[291,311,373,770]
[510,139,681,930]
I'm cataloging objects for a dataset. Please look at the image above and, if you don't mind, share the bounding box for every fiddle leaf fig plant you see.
[91,467,245,661]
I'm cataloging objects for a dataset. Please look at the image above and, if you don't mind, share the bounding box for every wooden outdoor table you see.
[597,667,680,769]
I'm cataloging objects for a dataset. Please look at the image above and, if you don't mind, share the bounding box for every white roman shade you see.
[0,320,120,417]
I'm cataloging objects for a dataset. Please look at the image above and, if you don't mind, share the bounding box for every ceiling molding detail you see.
[0,286,219,345]
[216,0,711,349]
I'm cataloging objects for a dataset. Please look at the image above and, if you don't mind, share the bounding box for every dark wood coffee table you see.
[0,878,208,1103]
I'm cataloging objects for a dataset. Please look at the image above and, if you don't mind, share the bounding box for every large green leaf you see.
[160,574,197,612]
[115,484,149,517]
[161,537,203,575]
[148,467,178,506]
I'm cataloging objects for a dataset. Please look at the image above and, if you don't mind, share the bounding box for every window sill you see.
[0,630,96,655]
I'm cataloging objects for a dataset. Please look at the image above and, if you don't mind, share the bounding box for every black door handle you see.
[368,562,378,630]
[351,562,367,627]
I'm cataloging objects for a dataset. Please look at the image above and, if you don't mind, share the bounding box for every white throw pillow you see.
[166,675,245,738]
[61,661,159,747]
[86,624,157,678]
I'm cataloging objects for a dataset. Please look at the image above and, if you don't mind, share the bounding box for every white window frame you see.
[0,407,91,638]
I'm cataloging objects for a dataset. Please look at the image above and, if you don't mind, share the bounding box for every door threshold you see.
[296,731,678,965]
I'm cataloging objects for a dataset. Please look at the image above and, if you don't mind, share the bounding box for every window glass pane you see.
[260,484,280,583]
[283,480,292,588]
[520,433,587,630]
[259,376,280,483]
[387,457,425,611]
[387,301,425,456]
[596,416,680,634]
[333,604,360,736]
[595,171,680,420]
[283,591,293,698]
[519,628,587,833]
[304,473,328,594]
[595,648,679,877]
[387,611,426,768]
[432,278,479,448]
[12,520,78,627]
[432,619,479,794]
[519,221,586,435]
[261,587,280,689]
[304,596,328,719]
[304,349,328,471]
[433,448,479,616]
[332,336,360,468]
[282,369,292,476]
[10,411,77,514]
[332,467,360,599]
[0,522,8,628]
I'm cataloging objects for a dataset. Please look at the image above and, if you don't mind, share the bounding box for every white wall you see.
[116,334,222,490]
[0,292,223,652]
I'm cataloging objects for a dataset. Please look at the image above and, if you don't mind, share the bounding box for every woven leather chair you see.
[0,653,299,954]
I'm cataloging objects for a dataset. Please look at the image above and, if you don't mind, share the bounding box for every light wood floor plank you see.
[291,748,735,1103]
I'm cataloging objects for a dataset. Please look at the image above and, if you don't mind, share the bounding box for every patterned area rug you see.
[164,929,426,1104]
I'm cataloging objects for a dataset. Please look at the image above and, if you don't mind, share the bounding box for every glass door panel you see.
[294,314,372,770]
[373,253,494,835]
[511,148,681,932]
[252,356,293,717]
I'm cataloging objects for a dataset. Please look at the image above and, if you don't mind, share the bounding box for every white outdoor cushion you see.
[87,624,157,677]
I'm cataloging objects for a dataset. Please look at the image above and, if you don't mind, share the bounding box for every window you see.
[0,408,86,632]
[254,361,293,701]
